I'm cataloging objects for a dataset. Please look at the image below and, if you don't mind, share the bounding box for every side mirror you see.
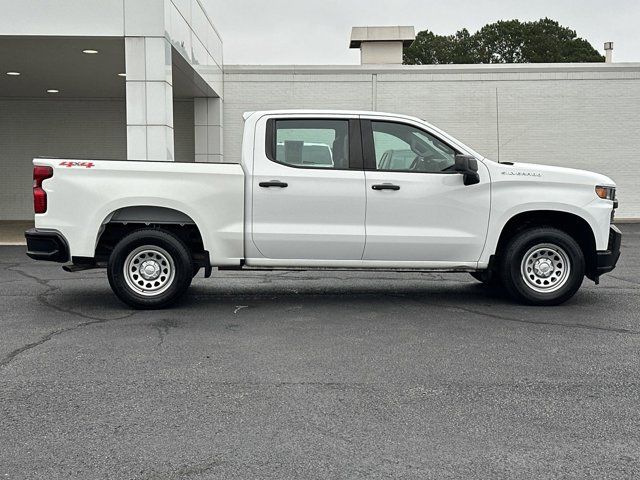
[454,154,480,186]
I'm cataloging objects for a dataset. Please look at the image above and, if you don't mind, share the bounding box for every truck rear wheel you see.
[107,229,193,309]
[500,227,585,306]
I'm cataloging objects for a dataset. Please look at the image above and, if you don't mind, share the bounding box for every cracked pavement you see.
[1,224,639,479]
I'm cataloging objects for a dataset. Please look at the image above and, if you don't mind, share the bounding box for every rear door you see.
[251,115,366,260]
[361,117,491,263]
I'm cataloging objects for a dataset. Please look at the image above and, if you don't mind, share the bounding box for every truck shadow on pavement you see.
[0,245,628,332]
[1,250,635,373]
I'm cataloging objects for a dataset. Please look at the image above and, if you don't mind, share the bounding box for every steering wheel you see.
[409,154,447,172]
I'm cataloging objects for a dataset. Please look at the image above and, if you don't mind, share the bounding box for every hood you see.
[489,161,616,187]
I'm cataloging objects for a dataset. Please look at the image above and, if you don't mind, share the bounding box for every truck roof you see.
[242,109,424,122]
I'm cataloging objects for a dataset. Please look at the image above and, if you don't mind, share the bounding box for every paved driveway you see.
[1,225,639,479]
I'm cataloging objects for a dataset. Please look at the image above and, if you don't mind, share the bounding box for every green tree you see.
[404,28,475,65]
[404,18,604,65]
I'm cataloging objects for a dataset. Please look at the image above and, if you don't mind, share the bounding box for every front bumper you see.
[595,225,622,276]
[25,228,70,263]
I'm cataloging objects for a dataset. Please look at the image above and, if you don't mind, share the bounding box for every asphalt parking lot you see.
[1,225,639,479]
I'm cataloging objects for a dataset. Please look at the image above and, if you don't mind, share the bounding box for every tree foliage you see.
[404,18,604,65]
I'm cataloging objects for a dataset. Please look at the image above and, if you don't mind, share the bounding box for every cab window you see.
[270,119,350,169]
[372,121,457,173]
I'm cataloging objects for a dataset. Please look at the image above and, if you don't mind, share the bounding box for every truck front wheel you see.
[500,227,585,306]
[107,229,193,309]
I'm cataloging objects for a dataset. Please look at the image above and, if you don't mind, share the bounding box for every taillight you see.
[33,166,53,214]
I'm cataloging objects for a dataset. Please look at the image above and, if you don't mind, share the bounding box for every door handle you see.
[372,183,400,191]
[259,181,288,188]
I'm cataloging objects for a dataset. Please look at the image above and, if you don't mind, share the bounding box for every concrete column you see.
[125,37,174,161]
[124,0,174,161]
[194,97,223,163]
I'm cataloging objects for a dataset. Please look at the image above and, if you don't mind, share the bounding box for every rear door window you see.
[269,119,350,169]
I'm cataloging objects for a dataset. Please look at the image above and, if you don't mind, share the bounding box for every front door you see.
[361,118,490,263]
[251,117,366,260]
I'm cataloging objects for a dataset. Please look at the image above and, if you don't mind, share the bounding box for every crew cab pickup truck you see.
[25,110,621,309]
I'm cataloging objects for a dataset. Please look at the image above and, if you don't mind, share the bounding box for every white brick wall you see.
[2,65,638,220]
[174,99,195,162]
[0,98,195,220]
[223,64,640,218]
[0,99,126,220]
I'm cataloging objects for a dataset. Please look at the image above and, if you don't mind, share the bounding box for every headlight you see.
[595,185,616,201]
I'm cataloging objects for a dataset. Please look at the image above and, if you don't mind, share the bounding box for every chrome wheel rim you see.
[123,245,175,297]
[520,243,571,293]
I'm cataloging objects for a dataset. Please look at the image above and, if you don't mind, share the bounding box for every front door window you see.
[371,121,456,173]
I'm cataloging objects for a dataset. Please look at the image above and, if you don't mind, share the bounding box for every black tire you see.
[107,229,193,309]
[470,270,502,287]
[499,227,585,306]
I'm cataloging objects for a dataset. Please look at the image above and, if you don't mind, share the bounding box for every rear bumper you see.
[24,228,70,263]
[595,225,622,275]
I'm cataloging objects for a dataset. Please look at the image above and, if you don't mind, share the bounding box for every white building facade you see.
[223,63,640,219]
[1,1,639,219]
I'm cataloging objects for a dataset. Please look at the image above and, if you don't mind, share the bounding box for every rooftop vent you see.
[604,42,614,63]
[350,26,415,65]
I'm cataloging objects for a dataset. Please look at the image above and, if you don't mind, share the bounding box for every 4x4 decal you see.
[59,161,94,168]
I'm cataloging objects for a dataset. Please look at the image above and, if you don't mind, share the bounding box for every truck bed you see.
[33,158,245,266]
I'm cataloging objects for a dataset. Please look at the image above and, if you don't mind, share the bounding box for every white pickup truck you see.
[26,110,621,309]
